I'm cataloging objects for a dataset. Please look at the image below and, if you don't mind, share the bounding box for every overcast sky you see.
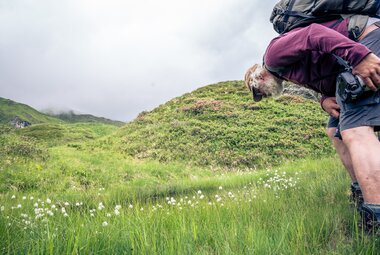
[0,0,278,122]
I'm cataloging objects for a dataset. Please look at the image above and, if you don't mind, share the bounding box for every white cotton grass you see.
[98,202,105,210]
[114,205,121,216]
[2,170,300,231]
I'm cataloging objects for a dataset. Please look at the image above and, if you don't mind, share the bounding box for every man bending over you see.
[245,16,380,233]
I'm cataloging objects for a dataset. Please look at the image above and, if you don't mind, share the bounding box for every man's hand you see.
[353,53,380,91]
[322,97,340,118]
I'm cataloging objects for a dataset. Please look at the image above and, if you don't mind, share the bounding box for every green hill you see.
[0,97,125,127]
[0,97,62,124]
[1,82,334,169]
[0,97,122,147]
[105,80,333,169]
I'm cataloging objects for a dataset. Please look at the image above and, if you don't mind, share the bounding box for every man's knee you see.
[326,127,347,152]
[326,127,337,141]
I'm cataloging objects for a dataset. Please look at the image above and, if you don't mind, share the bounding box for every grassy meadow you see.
[1,149,379,254]
[1,82,380,254]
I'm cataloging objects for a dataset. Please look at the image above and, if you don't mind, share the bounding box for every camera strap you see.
[332,54,352,71]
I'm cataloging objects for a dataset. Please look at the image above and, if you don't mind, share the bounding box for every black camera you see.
[337,71,368,102]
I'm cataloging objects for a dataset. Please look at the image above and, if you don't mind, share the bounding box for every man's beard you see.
[261,77,283,98]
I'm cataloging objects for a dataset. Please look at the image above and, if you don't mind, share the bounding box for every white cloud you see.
[0,0,278,121]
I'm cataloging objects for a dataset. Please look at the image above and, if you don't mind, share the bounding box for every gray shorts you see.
[330,90,380,129]
[328,27,380,136]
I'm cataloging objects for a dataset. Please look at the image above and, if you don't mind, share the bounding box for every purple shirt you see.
[264,19,371,104]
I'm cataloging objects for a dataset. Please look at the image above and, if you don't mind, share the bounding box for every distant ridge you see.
[0,97,61,125]
[46,110,125,126]
[0,97,124,126]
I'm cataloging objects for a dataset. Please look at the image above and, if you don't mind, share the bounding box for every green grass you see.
[15,123,120,147]
[1,156,379,254]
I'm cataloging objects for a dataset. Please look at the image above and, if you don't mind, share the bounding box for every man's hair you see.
[244,64,261,91]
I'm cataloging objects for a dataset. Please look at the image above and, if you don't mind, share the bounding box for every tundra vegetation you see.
[0,82,379,254]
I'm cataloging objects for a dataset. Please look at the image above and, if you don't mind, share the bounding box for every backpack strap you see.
[328,18,344,29]
[282,0,297,29]
[348,15,370,41]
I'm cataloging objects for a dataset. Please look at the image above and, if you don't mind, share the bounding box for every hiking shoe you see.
[360,204,380,235]
[350,182,364,211]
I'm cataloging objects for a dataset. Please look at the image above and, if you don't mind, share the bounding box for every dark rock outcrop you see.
[282,81,320,101]
[10,117,31,128]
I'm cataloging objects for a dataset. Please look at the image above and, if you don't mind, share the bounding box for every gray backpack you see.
[270,0,380,40]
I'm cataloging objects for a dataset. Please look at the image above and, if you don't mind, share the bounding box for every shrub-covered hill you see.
[107,81,334,169]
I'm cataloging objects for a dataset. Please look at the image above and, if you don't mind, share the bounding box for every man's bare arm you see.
[322,97,340,118]
[353,53,380,91]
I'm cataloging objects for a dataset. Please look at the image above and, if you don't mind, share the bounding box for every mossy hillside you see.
[0,122,120,170]
[110,81,333,169]
[13,123,120,147]
[0,97,61,124]
[0,125,48,162]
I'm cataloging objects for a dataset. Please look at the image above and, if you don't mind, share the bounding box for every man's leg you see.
[341,127,380,233]
[327,127,363,208]
[327,127,356,182]
[341,126,380,204]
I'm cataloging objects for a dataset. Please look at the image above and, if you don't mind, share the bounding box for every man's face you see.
[245,64,283,102]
